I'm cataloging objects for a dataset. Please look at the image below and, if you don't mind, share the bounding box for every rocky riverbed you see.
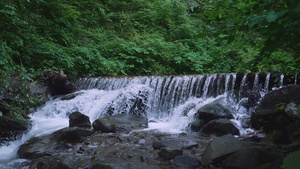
[1,82,300,169]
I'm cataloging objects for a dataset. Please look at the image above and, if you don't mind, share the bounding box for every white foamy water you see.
[1,73,283,165]
[146,95,227,133]
[0,84,150,163]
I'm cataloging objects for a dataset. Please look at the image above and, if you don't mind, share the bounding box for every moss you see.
[261,130,289,144]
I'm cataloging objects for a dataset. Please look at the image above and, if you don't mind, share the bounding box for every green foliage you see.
[0,66,44,115]
[9,110,25,121]
[2,0,298,77]
[200,0,300,74]
[0,0,299,118]
[281,149,300,169]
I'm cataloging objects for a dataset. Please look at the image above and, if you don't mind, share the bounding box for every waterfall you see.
[0,72,297,164]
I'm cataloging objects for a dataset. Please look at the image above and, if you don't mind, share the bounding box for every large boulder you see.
[251,85,300,136]
[92,114,148,133]
[190,98,235,134]
[253,85,300,116]
[202,119,240,136]
[221,147,284,169]
[91,163,113,169]
[29,157,72,169]
[0,115,30,143]
[18,127,94,159]
[92,118,117,133]
[0,98,12,115]
[201,134,245,166]
[69,111,91,128]
[41,70,75,96]
[158,148,183,161]
[172,155,201,168]
[196,100,234,124]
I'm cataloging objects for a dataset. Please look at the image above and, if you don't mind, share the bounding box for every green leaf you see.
[266,11,278,23]
[281,150,300,169]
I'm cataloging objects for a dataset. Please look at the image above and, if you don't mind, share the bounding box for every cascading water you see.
[0,72,298,166]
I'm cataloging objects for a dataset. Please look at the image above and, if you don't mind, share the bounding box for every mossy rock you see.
[261,130,289,144]
[196,100,234,123]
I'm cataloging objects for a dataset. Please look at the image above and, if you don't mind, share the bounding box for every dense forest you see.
[0,0,300,115]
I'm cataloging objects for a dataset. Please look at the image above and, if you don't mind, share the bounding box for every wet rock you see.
[190,119,205,132]
[201,134,244,166]
[261,129,289,144]
[56,127,94,143]
[153,136,198,150]
[18,127,94,159]
[92,119,117,133]
[93,114,148,133]
[0,96,15,115]
[158,148,183,161]
[202,119,240,136]
[285,102,300,118]
[41,70,76,96]
[195,99,234,124]
[234,72,245,92]
[129,90,149,116]
[221,147,284,169]
[29,157,73,169]
[251,85,300,133]
[152,141,166,150]
[91,163,113,169]
[60,92,83,101]
[0,115,30,143]
[255,85,300,112]
[172,155,201,169]
[105,90,149,116]
[286,124,300,142]
[181,103,196,116]
[29,81,47,95]
[69,111,91,128]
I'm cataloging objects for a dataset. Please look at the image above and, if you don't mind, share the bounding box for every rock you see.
[172,155,201,168]
[93,114,148,133]
[57,127,94,143]
[18,127,94,159]
[29,157,72,169]
[91,163,113,169]
[181,103,196,116]
[255,85,300,112]
[158,148,183,161]
[105,90,149,116]
[201,134,244,166]
[221,147,284,169]
[0,115,30,143]
[60,92,83,101]
[261,129,289,144]
[251,85,300,133]
[286,124,300,142]
[92,119,117,133]
[69,111,91,128]
[0,116,29,131]
[41,70,76,96]
[202,119,240,136]
[189,119,205,132]
[29,81,47,95]
[152,141,166,150]
[153,137,198,150]
[129,90,149,116]
[196,99,234,124]
[285,102,300,118]
[0,100,11,115]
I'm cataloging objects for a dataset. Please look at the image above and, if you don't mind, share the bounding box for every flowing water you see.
[0,72,298,166]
